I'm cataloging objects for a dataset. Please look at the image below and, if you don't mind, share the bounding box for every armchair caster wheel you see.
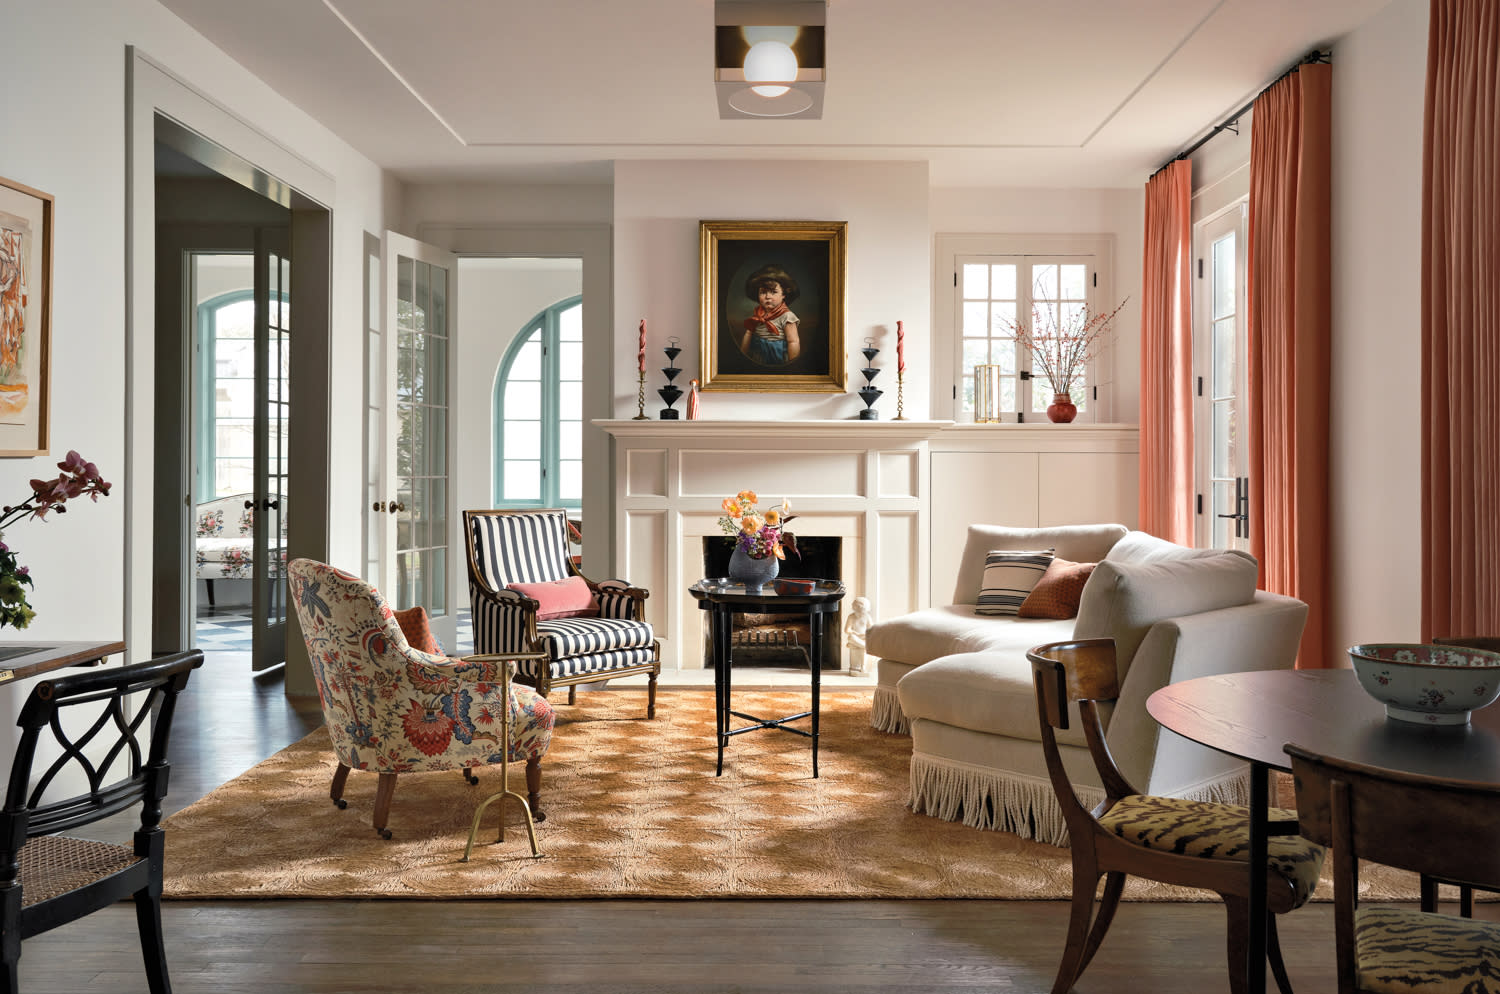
[333,799,347,809]
[377,828,392,840]
[463,769,478,785]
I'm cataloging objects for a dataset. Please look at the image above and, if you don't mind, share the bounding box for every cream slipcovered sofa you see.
[867,524,1308,844]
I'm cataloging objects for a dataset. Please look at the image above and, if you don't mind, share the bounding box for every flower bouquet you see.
[718,490,799,590]
[0,450,112,629]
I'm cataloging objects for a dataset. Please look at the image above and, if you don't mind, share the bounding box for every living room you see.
[3,0,1491,991]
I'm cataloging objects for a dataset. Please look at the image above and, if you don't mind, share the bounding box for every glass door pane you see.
[1196,205,1250,551]
[380,232,458,651]
[252,231,289,672]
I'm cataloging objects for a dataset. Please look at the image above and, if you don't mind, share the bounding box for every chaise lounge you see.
[868,523,1308,843]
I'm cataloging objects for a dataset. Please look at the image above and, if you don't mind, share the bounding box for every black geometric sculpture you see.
[659,342,684,419]
[858,344,881,420]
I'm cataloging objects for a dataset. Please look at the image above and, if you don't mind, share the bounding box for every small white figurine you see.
[844,596,872,673]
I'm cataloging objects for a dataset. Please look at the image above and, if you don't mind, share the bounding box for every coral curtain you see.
[1246,64,1333,668]
[1422,0,1500,640]
[1138,160,1195,545]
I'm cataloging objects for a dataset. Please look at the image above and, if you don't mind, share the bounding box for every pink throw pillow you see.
[507,575,599,620]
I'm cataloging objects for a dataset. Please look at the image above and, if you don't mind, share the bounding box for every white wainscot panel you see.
[626,448,668,498]
[930,451,1039,605]
[876,511,920,619]
[624,510,668,634]
[679,448,865,499]
[1038,453,1140,528]
[878,451,919,498]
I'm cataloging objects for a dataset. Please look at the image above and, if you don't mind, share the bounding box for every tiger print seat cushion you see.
[1354,906,1500,994]
[1097,794,1326,906]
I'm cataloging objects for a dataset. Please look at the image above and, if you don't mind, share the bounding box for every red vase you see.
[1047,393,1077,424]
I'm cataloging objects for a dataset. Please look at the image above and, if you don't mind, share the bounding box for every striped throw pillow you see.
[975,549,1055,616]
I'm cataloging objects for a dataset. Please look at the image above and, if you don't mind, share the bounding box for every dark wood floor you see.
[16,652,1488,993]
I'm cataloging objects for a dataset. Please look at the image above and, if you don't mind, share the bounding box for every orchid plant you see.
[718,490,799,562]
[0,450,112,629]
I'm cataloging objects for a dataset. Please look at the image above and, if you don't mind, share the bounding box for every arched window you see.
[492,295,582,508]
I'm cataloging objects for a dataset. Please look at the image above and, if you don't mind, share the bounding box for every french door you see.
[250,229,290,671]
[376,232,459,650]
[1194,203,1250,552]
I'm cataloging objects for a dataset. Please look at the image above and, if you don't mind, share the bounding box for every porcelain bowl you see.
[1348,642,1500,725]
[772,578,816,596]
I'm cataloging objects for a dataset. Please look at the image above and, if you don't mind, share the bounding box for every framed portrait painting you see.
[0,175,52,457]
[699,219,845,392]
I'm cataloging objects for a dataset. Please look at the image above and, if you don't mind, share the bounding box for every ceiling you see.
[157,0,1393,189]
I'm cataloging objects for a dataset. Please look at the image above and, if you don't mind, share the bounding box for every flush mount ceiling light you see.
[715,0,826,120]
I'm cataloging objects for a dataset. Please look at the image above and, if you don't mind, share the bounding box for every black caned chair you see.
[1,649,203,994]
[464,508,659,717]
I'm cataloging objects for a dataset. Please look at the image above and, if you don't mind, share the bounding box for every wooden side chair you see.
[1027,638,1325,994]
[1286,742,1500,994]
[287,558,556,839]
[1,650,204,994]
[1420,634,1500,917]
[464,508,660,717]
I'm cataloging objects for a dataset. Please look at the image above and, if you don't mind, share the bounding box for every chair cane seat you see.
[1353,906,1500,994]
[19,836,142,907]
[1098,794,1325,907]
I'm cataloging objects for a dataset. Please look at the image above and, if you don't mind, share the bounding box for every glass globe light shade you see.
[744,40,797,98]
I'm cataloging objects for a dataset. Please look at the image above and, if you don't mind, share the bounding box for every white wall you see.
[0,0,390,694]
[613,160,932,421]
[454,258,583,516]
[1330,0,1428,648]
[929,187,1146,422]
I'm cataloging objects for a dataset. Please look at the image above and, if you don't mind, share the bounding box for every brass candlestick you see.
[633,369,648,420]
[894,371,908,420]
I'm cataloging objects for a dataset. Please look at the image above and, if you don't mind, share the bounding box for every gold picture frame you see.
[0,174,53,457]
[699,219,846,392]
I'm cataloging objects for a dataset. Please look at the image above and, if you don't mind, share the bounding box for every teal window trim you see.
[492,295,582,509]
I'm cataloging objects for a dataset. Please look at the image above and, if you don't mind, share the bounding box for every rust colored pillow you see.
[1018,558,1096,620]
[508,575,599,620]
[393,605,445,655]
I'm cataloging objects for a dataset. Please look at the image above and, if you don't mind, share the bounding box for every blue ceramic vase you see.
[728,545,779,592]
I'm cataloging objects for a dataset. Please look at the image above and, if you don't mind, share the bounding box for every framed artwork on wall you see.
[699,219,846,393]
[0,174,52,457]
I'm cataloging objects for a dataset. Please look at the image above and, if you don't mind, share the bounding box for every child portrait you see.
[699,220,845,393]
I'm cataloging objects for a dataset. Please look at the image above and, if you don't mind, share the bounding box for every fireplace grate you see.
[731,628,810,666]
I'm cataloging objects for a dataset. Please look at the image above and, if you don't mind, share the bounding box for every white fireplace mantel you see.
[597,419,1138,673]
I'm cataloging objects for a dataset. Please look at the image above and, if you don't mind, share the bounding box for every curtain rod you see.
[1149,49,1330,181]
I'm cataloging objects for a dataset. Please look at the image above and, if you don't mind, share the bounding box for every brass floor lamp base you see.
[461,788,543,861]
[458,651,548,862]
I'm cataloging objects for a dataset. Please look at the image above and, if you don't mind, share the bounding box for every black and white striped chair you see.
[464,508,659,718]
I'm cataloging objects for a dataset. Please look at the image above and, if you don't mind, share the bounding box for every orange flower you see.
[764,509,780,526]
[739,515,762,534]
[772,543,786,560]
[737,489,758,505]
[721,496,740,516]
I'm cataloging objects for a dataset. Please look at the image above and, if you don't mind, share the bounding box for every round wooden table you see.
[1148,668,1500,991]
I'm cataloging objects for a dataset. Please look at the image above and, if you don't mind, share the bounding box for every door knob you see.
[388,501,406,514]
[244,499,254,509]
[262,499,280,511]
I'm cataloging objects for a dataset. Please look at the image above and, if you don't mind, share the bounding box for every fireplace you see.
[701,536,843,669]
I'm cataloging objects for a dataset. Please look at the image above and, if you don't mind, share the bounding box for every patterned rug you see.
[160,689,1422,901]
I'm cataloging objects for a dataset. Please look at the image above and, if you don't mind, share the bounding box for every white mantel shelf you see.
[596,419,956,440]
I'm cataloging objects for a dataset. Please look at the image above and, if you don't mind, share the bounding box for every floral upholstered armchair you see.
[464,508,660,718]
[287,558,555,839]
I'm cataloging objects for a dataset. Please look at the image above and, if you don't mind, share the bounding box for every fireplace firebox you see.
[701,536,843,669]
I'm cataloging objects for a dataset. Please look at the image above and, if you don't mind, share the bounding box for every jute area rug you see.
[161,689,1420,901]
